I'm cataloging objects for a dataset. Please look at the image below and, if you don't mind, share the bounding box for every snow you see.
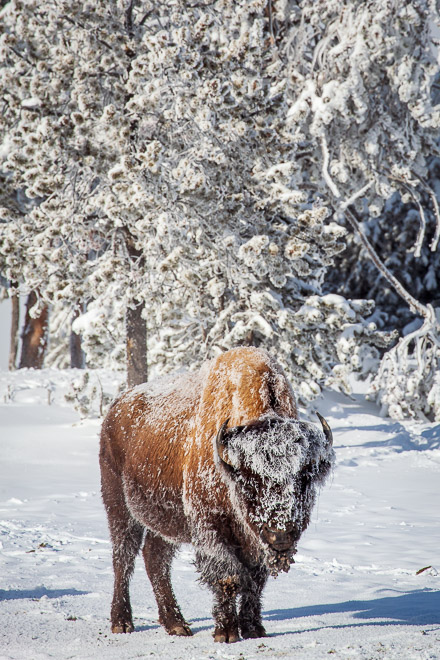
[0,371,440,659]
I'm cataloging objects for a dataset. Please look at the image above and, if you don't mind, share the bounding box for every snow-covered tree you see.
[0,0,438,416]
[291,0,440,420]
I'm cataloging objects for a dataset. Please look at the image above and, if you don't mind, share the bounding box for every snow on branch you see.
[369,305,440,422]
[343,206,429,319]
[1,0,439,419]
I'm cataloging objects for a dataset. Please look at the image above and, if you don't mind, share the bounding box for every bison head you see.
[215,414,334,576]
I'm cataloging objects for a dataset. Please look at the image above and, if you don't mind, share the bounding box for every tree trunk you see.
[19,290,49,369]
[70,305,85,369]
[126,299,148,387]
[9,283,20,371]
[123,230,148,387]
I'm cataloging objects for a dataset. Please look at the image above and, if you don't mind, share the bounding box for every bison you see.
[100,346,334,642]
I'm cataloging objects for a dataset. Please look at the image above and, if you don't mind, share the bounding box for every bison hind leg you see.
[142,530,192,637]
[100,454,145,634]
[108,511,144,634]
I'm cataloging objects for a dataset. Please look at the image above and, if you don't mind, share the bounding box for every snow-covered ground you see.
[0,369,439,660]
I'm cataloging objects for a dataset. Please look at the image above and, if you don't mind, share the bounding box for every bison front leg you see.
[212,577,240,643]
[239,564,268,639]
[195,551,240,643]
[142,530,192,637]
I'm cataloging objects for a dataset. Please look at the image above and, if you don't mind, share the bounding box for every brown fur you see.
[100,347,300,641]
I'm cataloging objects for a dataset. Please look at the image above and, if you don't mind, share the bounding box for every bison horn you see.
[216,418,234,468]
[316,412,333,446]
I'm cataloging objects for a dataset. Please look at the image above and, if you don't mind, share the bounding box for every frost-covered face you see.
[216,416,334,575]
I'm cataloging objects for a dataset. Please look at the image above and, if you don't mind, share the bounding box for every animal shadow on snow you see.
[0,586,89,601]
[333,421,440,453]
[264,588,440,632]
[322,389,440,452]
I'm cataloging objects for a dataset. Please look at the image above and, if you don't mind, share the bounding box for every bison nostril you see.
[272,540,292,552]
[261,524,295,550]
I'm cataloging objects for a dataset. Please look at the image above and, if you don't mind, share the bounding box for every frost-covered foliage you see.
[284,0,440,419]
[326,158,440,333]
[64,370,119,418]
[0,0,439,414]
[0,366,123,416]
[325,159,440,421]
[70,293,126,370]
[285,0,440,215]
[368,306,440,421]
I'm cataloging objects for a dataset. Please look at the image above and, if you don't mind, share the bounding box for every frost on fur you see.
[99,348,335,639]
[218,416,334,576]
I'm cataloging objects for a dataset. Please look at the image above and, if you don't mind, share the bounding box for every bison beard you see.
[100,347,334,643]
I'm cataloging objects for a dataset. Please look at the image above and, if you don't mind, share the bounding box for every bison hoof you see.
[168,623,193,637]
[241,625,267,639]
[111,621,134,634]
[214,628,240,643]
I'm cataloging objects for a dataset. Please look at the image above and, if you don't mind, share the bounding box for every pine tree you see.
[1,0,438,413]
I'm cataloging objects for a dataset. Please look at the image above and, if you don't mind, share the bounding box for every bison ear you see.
[316,412,333,446]
[215,418,234,468]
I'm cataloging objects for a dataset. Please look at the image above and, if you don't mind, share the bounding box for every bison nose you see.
[261,523,294,551]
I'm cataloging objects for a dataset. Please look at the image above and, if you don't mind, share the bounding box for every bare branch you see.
[60,15,114,51]
[267,0,275,45]
[139,9,154,27]
[125,0,137,38]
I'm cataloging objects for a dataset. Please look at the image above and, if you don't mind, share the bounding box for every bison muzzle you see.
[100,347,334,642]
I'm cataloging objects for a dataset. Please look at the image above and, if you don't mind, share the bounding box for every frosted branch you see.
[398,181,427,258]
[388,173,429,258]
[411,172,440,253]
[429,192,440,252]
[320,134,341,199]
[344,206,430,319]
[339,181,373,211]
[413,196,427,259]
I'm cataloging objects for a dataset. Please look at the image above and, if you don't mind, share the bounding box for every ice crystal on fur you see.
[226,418,332,483]
[225,418,334,530]
[99,347,335,639]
